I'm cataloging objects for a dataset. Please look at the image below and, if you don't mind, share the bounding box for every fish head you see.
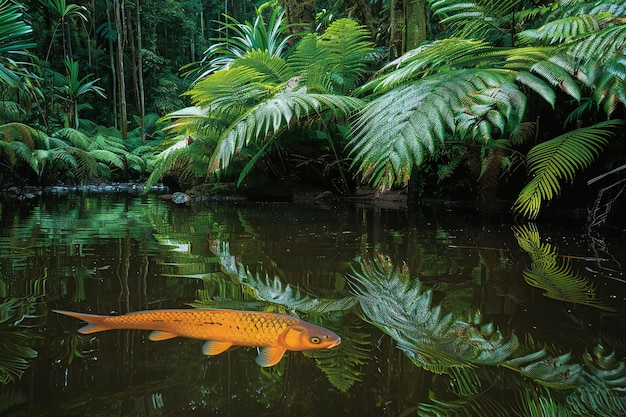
[279,321,341,351]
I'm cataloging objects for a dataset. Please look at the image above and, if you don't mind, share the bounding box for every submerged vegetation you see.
[0,0,623,221]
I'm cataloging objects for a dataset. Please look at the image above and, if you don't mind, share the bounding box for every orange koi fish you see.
[54,308,341,367]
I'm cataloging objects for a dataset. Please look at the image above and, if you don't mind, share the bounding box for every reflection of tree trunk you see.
[477,146,506,210]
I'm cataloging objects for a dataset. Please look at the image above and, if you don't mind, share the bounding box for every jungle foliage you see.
[1,0,625,214]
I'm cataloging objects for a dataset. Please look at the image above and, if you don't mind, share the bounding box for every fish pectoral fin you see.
[202,340,233,356]
[149,330,179,341]
[255,346,287,367]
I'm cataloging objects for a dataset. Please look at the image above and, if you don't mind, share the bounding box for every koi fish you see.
[53,308,341,367]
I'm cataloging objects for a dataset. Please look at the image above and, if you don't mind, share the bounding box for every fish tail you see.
[53,310,111,334]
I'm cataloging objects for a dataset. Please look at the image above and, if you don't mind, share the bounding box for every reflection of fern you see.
[505,348,583,388]
[349,256,518,371]
[304,316,371,392]
[513,224,615,311]
[416,389,510,417]
[209,240,356,314]
[0,298,38,384]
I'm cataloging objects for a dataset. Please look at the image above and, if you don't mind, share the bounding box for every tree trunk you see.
[106,0,117,129]
[137,0,146,144]
[406,0,427,49]
[114,0,128,138]
[389,0,428,60]
[388,0,405,60]
[282,0,316,34]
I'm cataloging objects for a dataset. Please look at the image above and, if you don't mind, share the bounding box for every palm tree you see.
[148,18,373,192]
[349,0,626,218]
[61,57,106,129]
[39,0,88,60]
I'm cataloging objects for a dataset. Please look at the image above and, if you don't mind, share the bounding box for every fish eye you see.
[310,336,321,344]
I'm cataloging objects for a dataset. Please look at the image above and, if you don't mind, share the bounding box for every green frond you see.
[0,122,46,149]
[590,56,626,116]
[185,66,273,110]
[515,388,573,417]
[351,69,524,190]
[513,120,622,219]
[517,15,605,45]
[304,317,371,392]
[53,128,91,149]
[89,149,125,170]
[429,0,520,40]
[417,389,510,417]
[360,39,497,94]
[505,348,583,389]
[569,24,626,65]
[515,71,557,107]
[529,57,581,100]
[232,50,292,83]
[209,90,362,173]
[316,18,374,94]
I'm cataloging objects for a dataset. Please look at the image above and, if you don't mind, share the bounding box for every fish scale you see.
[100,309,297,346]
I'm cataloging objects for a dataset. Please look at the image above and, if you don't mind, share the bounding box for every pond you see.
[1,191,625,417]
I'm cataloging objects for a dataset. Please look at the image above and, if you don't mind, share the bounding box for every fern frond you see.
[513,120,622,219]
[185,66,273,110]
[232,50,291,83]
[351,69,524,190]
[304,316,371,392]
[429,0,520,41]
[89,149,125,170]
[53,128,91,150]
[209,90,362,173]
[316,18,374,94]
[360,39,497,93]
[517,15,606,45]
[569,24,626,64]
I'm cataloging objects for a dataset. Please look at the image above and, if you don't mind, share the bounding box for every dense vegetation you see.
[1,0,625,219]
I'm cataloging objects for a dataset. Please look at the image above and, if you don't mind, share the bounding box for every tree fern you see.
[513,120,623,219]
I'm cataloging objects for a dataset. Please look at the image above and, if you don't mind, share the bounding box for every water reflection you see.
[1,193,625,416]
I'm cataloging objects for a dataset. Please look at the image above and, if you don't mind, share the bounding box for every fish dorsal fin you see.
[255,346,287,367]
[202,340,233,356]
[149,330,179,341]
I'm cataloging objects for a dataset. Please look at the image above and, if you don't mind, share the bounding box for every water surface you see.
[1,193,625,416]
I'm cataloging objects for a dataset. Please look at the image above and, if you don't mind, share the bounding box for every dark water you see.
[1,193,625,417]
